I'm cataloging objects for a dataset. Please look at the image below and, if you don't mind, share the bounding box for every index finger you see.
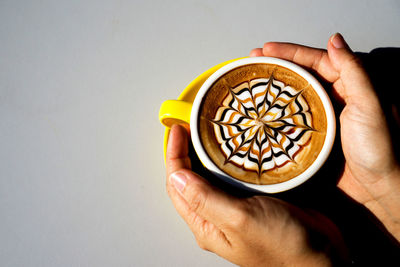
[262,42,339,83]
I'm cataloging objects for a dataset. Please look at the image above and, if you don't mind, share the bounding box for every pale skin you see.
[165,33,400,266]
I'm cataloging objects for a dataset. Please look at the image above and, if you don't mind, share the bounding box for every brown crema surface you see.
[198,63,327,185]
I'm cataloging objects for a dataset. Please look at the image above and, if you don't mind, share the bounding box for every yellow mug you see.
[159,58,244,153]
[159,57,336,193]
[159,58,244,127]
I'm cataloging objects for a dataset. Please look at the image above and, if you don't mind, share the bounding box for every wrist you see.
[290,252,332,267]
[363,166,400,241]
[286,219,351,267]
[286,249,350,267]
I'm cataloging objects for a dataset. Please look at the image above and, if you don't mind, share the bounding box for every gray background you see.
[1,0,399,266]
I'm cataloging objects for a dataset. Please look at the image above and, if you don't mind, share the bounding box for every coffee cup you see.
[159,57,335,193]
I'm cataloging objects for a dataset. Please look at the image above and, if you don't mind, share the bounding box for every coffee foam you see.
[213,77,313,174]
[199,63,327,185]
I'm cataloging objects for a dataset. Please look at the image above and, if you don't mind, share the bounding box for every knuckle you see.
[263,42,277,53]
[292,47,302,63]
[187,184,208,214]
[196,238,209,251]
[311,50,325,70]
[194,228,210,251]
[228,196,267,230]
[229,201,252,229]
[192,220,213,252]
[233,213,249,229]
[344,54,364,70]
[187,210,201,227]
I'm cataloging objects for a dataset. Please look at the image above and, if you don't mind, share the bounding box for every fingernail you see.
[331,33,347,49]
[170,172,187,193]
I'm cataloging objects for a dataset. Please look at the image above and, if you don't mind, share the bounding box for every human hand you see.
[166,124,348,267]
[250,33,400,240]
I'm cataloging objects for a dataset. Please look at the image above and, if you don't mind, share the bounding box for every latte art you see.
[198,63,328,185]
[212,77,314,175]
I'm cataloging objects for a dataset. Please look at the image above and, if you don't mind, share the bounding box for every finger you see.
[262,42,339,83]
[166,170,232,251]
[327,33,379,107]
[168,169,242,231]
[249,48,263,57]
[166,124,191,177]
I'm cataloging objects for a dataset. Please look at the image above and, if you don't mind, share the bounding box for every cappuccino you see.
[198,63,327,185]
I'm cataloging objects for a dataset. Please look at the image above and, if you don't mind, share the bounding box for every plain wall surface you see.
[1,0,400,266]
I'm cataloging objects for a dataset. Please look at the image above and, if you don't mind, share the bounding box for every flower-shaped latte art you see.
[212,76,314,174]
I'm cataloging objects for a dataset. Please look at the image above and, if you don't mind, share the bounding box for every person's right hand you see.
[250,33,400,241]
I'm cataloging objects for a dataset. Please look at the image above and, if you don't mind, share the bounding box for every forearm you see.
[364,167,400,241]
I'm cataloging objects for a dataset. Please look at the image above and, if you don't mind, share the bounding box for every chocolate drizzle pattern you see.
[212,76,314,175]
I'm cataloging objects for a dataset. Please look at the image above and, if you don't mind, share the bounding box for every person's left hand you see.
[166,124,348,267]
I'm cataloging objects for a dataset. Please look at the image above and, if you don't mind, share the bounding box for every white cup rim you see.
[190,57,336,193]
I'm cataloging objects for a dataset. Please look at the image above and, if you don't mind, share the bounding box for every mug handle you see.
[159,100,193,128]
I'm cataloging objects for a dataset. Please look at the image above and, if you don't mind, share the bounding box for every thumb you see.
[168,169,242,230]
[327,33,378,107]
